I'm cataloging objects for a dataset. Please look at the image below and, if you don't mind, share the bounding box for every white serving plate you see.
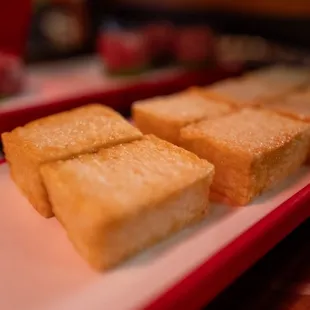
[0,161,309,310]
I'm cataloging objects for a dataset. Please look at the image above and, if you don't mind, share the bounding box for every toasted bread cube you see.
[244,65,310,90]
[203,78,286,107]
[132,91,232,145]
[40,135,214,270]
[180,109,310,205]
[263,91,310,162]
[1,104,142,217]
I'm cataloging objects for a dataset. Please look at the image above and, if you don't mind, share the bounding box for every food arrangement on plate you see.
[1,65,310,271]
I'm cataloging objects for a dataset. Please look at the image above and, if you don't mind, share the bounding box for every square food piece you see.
[180,109,310,205]
[1,104,142,218]
[244,65,310,90]
[263,91,310,122]
[132,91,232,145]
[263,91,310,162]
[203,78,285,107]
[40,135,214,270]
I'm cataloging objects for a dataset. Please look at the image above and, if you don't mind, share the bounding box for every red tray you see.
[0,57,241,134]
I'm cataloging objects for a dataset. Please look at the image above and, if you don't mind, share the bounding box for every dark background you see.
[26,1,310,63]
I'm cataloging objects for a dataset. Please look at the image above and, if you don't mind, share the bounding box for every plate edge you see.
[143,183,310,310]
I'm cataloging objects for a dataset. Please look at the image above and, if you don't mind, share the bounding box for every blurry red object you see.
[97,30,150,74]
[0,1,30,96]
[143,22,175,64]
[0,1,31,56]
[0,53,24,96]
[174,26,215,66]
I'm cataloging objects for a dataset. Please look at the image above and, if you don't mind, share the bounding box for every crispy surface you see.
[244,65,310,90]
[1,104,142,217]
[180,109,310,205]
[262,91,310,162]
[181,109,309,155]
[203,78,284,107]
[132,91,232,144]
[263,91,310,122]
[41,135,214,270]
[6,104,142,160]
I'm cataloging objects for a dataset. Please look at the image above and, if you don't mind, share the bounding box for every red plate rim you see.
[0,65,242,134]
[144,183,310,310]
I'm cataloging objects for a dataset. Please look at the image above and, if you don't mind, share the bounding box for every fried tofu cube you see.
[263,91,310,162]
[132,91,232,145]
[1,104,142,217]
[263,91,310,122]
[180,109,310,205]
[203,78,286,107]
[244,65,310,90]
[40,135,214,270]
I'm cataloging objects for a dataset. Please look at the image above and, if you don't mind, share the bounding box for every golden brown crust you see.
[180,109,310,205]
[41,134,214,224]
[133,104,182,145]
[243,65,310,91]
[132,91,232,145]
[203,66,310,108]
[1,104,142,217]
[261,90,310,163]
[7,104,142,161]
[202,78,288,108]
[41,135,214,269]
[262,92,310,122]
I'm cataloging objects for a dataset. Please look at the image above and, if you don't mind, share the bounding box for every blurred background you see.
[1,0,310,132]
[26,0,310,64]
